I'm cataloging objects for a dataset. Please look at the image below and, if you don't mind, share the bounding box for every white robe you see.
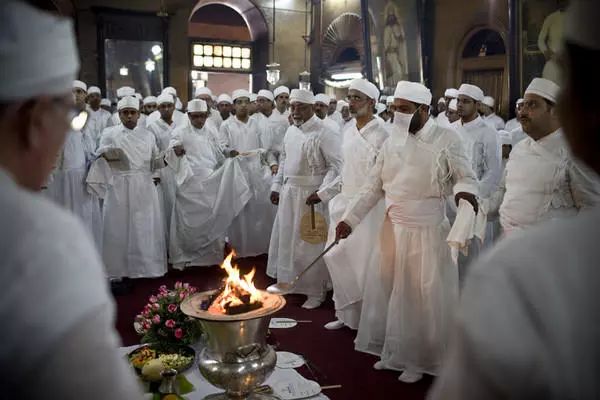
[323,116,341,138]
[86,106,112,149]
[267,114,343,297]
[435,112,452,129]
[252,111,290,167]
[95,124,167,279]
[342,119,478,374]
[109,112,147,129]
[146,109,185,127]
[505,117,520,132]
[329,110,344,128]
[0,168,143,399]
[218,116,276,257]
[209,108,223,130]
[496,129,600,234]
[482,113,505,131]
[321,118,389,329]
[511,126,528,146]
[166,123,251,268]
[45,129,102,249]
[429,205,600,399]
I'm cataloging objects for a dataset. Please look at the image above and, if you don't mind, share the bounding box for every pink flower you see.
[175,281,183,289]
[165,319,176,329]
[179,292,186,300]
[142,321,151,330]
[149,295,158,304]
[174,328,184,339]
[152,315,161,324]
[159,285,168,293]
[183,283,190,289]
[168,304,178,313]
[152,303,160,311]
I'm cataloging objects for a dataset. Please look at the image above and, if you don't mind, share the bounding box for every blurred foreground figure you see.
[0,2,143,398]
[429,1,600,398]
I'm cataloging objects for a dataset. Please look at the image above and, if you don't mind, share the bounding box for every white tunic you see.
[321,118,389,329]
[96,124,167,278]
[430,206,600,399]
[209,108,223,130]
[482,113,505,130]
[342,119,478,373]
[0,168,143,399]
[505,117,521,132]
[267,114,343,297]
[329,110,344,128]
[511,126,528,146]
[323,116,341,138]
[218,116,275,257]
[146,109,185,127]
[252,111,290,167]
[109,112,147,129]
[435,112,452,129]
[86,106,112,149]
[497,129,600,234]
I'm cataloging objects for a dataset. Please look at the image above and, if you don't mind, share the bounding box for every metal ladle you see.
[267,240,339,295]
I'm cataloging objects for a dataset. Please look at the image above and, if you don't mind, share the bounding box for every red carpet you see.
[114,254,432,399]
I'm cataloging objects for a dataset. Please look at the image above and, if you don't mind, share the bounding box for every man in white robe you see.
[320,79,389,331]
[195,87,223,130]
[314,93,341,136]
[328,96,344,128]
[143,96,158,116]
[0,3,143,397]
[486,129,513,244]
[480,96,505,130]
[436,88,458,129]
[85,86,111,149]
[429,3,600,397]
[494,78,600,235]
[268,89,343,309]
[146,87,186,126]
[217,93,233,122]
[94,96,167,279]
[108,86,134,127]
[435,97,446,120]
[218,89,274,257]
[504,98,523,132]
[336,81,479,383]
[446,98,460,124]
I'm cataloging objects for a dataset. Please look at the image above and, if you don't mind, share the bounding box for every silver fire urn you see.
[181,290,286,399]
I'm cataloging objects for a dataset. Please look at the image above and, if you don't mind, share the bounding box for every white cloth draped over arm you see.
[317,130,343,199]
[568,159,600,210]
[316,175,342,203]
[150,132,166,172]
[217,123,234,157]
[478,131,502,198]
[488,168,507,216]
[164,129,194,186]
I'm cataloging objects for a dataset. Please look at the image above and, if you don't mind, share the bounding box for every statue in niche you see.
[383,1,408,87]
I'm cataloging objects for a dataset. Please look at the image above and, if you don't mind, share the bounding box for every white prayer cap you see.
[0,2,79,101]
[187,99,208,113]
[394,81,432,106]
[516,98,524,106]
[117,96,139,111]
[349,79,380,100]
[336,100,349,112]
[116,86,135,98]
[448,98,458,111]
[257,89,274,101]
[564,0,600,50]
[100,98,111,107]
[375,103,387,114]
[289,89,315,105]
[232,89,251,102]
[314,93,331,105]
[156,93,174,105]
[194,86,212,98]
[134,93,142,100]
[458,83,484,102]
[525,77,560,103]
[217,94,232,104]
[88,86,101,95]
[498,129,513,145]
[73,80,87,92]
[175,98,182,110]
[482,96,495,107]
[444,88,459,98]
[273,86,290,98]
[143,96,157,105]
[162,86,177,96]
[438,97,446,104]
[386,95,394,104]
[249,93,258,102]
[211,95,217,102]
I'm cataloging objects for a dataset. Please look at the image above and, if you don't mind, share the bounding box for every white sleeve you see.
[448,136,479,197]
[479,130,502,198]
[217,123,234,157]
[317,130,343,200]
[271,135,286,193]
[568,159,600,210]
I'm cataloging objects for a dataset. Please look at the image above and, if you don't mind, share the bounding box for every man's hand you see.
[455,192,478,214]
[173,145,186,157]
[229,150,240,158]
[153,177,161,186]
[271,165,279,175]
[335,221,352,241]
[305,192,321,205]
[270,191,280,205]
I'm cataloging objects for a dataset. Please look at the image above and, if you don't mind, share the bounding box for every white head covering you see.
[525,78,560,103]
[134,93,142,100]
[117,96,139,111]
[290,89,315,105]
[73,80,87,92]
[0,2,79,101]
[249,93,258,102]
[175,98,182,110]
[482,96,495,107]
[444,88,459,98]
[314,93,331,105]
[273,86,290,98]
[217,94,232,104]
[498,129,513,145]
[116,86,135,98]
[143,96,157,105]
[336,100,349,112]
[257,89,274,102]
[100,98,111,107]
[194,86,212,98]
[156,93,174,105]
[232,89,250,102]
[516,98,524,106]
[349,79,380,100]
[458,83,484,102]
[162,86,177,97]
[88,86,101,95]
[438,97,446,104]
[375,103,387,114]
[386,95,394,105]
[187,99,208,113]
[211,95,217,102]
[565,0,600,50]
[448,98,458,111]
[394,81,432,105]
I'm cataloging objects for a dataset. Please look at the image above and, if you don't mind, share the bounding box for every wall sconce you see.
[151,45,162,56]
[266,63,281,85]
[299,70,311,91]
[145,59,156,72]
[119,66,129,76]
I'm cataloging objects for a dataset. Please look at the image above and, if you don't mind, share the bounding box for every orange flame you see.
[210,251,262,314]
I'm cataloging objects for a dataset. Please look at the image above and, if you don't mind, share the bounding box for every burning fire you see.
[207,251,263,315]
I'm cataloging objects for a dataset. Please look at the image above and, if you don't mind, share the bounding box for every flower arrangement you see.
[135,282,202,346]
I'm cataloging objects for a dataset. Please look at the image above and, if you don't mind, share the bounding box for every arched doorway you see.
[458,28,508,118]
[188,0,268,97]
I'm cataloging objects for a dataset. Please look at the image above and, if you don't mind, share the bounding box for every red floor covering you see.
[114,254,432,399]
